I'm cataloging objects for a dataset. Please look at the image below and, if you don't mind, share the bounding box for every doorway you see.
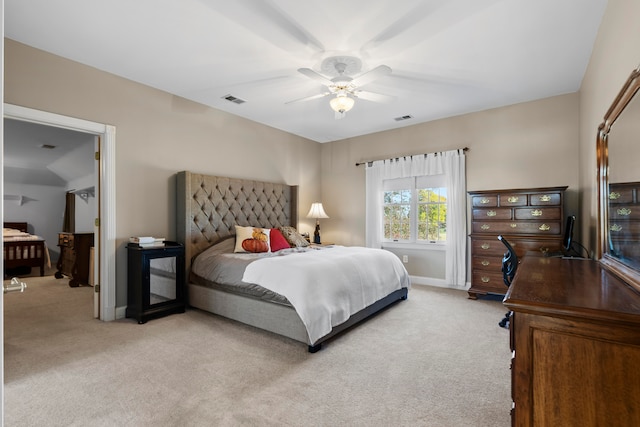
[3,104,116,321]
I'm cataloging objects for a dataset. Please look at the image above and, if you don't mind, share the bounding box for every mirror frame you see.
[597,65,640,293]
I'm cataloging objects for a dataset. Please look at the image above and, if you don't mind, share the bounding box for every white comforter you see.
[242,246,410,345]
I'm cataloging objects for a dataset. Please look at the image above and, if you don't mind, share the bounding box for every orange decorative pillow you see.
[234,225,271,253]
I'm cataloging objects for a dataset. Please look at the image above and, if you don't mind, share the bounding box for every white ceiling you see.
[5,0,607,143]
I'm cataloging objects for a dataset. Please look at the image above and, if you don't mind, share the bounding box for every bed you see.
[176,171,410,352]
[3,222,49,277]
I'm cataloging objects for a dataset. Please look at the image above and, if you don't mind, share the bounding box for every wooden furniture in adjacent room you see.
[467,186,567,299]
[55,232,94,287]
[503,255,640,426]
[3,222,46,277]
[126,241,185,324]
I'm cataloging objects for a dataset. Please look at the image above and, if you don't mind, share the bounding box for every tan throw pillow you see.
[234,225,271,253]
[278,226,310,247]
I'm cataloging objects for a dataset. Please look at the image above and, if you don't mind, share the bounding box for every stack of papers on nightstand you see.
[129,236,165,247]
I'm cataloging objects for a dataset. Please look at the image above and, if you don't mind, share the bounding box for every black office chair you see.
[498,235,518,329]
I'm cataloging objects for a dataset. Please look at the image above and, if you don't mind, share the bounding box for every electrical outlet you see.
[402,255,408,263]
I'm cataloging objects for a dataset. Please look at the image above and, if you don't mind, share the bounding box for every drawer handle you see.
[617,208,631,216]
[481,243,491,250]
[510,223,517,228]
[507,196,519,203]
[539,224,551,231]
[481,260,490,266]
[481,276,490,283]
[539,195,551,202]
[480,198,491,204]
[609,191,621,200]
[481,224,490,230]
[531,209,542,217]
[486,210,496,217]
[610,224,623,232]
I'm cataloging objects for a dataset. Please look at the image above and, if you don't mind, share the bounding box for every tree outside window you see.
[417,187,447,242]
[383,176,447,244]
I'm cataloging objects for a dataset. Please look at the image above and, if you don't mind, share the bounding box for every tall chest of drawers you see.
[468,186,567,299]
[608,181,640,261]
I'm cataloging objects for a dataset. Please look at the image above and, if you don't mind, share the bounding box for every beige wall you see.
[320,94,580,246]
[4,39,321,306]
[320,91,580,283]
[579,0,640,254]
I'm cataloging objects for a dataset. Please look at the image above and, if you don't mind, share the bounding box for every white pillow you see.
[234,225,271,253]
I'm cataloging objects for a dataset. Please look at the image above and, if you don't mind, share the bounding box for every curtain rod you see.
[355,147,468,166]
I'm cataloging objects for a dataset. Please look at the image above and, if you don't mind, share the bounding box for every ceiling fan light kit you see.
[292,55,392,119]
[330,94,355,114]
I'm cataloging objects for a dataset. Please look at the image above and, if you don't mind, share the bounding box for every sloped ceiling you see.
[4,0,608,143]
[4,119,95,187]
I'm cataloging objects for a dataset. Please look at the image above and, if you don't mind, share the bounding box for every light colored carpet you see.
[3,276,511,426]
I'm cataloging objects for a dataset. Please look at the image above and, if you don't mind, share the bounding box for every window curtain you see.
[365,149,467,287]
[63,192,75,233]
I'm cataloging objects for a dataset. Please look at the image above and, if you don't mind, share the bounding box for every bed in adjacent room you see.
[3,222,50,277]
[176,171,410,352]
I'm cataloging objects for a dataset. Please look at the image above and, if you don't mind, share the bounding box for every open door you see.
[93,136,101,318]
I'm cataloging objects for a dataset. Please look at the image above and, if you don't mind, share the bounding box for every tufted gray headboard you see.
[176,171,298,276]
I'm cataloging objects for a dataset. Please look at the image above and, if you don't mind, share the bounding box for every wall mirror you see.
[597,65,640,293]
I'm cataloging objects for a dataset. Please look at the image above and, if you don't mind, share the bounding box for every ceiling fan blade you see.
[351,65,392,87]
[353,90,395,103]
[297,68,334,86]
[360,1,448,53]
[285,92,330,104]
[205,1,325,53]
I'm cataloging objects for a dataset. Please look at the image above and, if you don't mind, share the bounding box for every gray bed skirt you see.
[188,282,408,352]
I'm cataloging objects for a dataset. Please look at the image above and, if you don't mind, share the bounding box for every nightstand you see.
[126,241,185,324]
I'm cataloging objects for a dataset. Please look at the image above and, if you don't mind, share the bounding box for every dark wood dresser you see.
[468,186,567,299]
[55,232,94,287]
[504,255,640,426]
[608,181,640,261]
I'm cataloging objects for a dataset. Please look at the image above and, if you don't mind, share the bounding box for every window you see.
[383,175,446,243]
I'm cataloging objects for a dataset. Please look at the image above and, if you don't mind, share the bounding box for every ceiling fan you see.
[288,56,393,119]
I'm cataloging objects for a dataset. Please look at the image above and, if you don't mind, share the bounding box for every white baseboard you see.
[115,306,127,319]
[409,275,470,291]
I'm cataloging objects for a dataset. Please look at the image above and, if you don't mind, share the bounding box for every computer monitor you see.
[563,215,576,252]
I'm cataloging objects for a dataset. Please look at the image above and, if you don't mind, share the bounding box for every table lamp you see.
[306,202,329,244]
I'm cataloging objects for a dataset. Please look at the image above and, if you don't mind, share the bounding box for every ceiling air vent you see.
[394,115,413,122]
[222,94,246,105]
[39,144,57,149]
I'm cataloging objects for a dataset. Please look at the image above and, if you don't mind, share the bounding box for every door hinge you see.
[95,151,100,160]
[95,218,100,227]
[94,284,100,293]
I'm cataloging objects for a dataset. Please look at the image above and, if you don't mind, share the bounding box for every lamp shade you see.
[329,95,355,113]
[306,202,329,219]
